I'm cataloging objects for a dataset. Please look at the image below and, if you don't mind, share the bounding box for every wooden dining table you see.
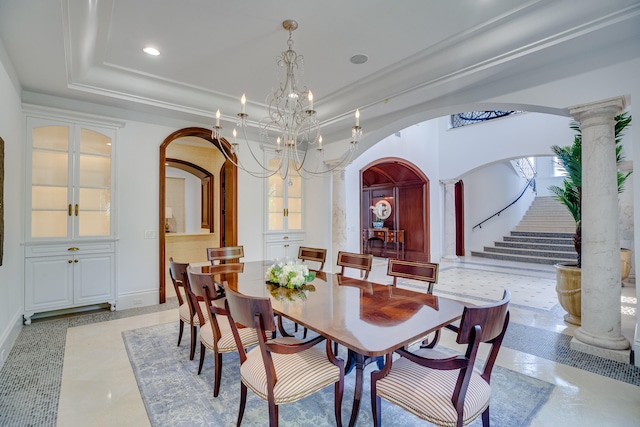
[190,260,467,427]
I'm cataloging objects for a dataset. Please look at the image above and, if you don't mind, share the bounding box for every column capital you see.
[440,179,459,186]
[569,96,626,123]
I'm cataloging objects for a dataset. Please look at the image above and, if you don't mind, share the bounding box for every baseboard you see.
[117,290,159,311]
[0,313,23,371]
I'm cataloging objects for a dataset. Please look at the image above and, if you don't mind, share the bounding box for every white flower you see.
[266,260,312,289]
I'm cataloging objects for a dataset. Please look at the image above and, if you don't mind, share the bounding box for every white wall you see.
[462,161,534,254]
[166,168,201,233]
[0,40,24,368]
[345,120,443,260]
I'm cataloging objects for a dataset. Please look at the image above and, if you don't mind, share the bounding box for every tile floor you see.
[54,257,640,426]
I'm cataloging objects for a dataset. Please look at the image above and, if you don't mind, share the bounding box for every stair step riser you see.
[511,231,575,238]
[484,246,578,259]
[503,236,573,245]
[495,242,575,252]
[470,251,573,265]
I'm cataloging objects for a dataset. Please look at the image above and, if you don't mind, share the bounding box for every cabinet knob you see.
[68,247,79,251]
[74,259,79,263]
[68,260,73,264]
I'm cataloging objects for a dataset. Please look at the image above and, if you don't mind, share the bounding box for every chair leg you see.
[334,379,344,427]
[198,343,206,375]
[177,320,184,346]
[303,327,308,339]
[213,352,223,397]
[237,383,247,427]
[189,325,197,360]
[482,406,490,426]
[371,392,381,427]
[268,400,279,427]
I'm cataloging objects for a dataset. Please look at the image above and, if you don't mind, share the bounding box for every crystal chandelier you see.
[212,19,362,179]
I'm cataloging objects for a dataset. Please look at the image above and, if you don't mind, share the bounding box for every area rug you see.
[123,322,554,426]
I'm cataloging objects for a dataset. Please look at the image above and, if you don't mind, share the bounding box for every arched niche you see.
[159,127,238,303]
[360,157,430,261]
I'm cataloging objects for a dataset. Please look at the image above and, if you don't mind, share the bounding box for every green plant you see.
[548,112,632,267]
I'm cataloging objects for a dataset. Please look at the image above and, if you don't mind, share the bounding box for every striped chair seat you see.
[241,337,342,405]
[178,300,209,326]
[376,357,490,426]
[200,314,258,353]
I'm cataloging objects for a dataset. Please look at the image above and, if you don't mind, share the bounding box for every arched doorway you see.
[159,127,238,303]
[361,158,430,261]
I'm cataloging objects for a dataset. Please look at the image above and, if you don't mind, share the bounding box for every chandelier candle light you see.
[212,19,363,179]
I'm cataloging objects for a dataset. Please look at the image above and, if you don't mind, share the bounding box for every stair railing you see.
[472,175,536,231]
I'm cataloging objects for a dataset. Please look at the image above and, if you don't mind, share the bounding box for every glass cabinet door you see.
[76,128,112,237]
[267,158,303,232]
[28,118,115,240]
[30,125,73,238]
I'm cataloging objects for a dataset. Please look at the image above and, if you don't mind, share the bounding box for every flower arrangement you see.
[266,260,316,289]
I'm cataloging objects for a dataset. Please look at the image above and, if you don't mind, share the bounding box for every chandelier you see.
[212,19,362,179]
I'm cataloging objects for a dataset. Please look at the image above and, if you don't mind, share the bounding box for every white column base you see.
[570,336,631,364]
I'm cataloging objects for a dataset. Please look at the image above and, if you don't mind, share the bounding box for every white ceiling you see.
[1,0,639,142]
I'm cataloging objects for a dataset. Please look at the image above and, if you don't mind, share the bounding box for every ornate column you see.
[570,97,630,359]
[331,169,347,273]
[441,179,458,261]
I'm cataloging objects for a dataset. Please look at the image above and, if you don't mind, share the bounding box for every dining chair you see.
[337,251,373,280]
[169,258,208,360]
[185,265,258,397]
[387,259,439,293]
[386,259,448,348]
[223,282,345,427]
[370,290,511,427]
[298,246,327,270]
[206,245,244,264]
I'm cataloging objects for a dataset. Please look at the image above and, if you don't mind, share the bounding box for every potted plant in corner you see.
[549,112,632,325]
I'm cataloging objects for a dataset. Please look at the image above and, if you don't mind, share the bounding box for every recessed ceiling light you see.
[350,54,368,65]
[143,47,160,56]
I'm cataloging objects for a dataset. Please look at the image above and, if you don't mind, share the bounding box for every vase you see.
[372,221,384,229]
[621,248,632,284]
[554,263,581,326]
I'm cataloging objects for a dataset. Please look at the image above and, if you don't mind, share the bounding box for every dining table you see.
[190,260,467,427]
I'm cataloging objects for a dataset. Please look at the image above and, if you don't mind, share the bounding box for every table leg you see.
[348,351,365,427]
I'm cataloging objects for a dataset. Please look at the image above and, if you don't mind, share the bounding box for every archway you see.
[159,127,238,303]
[360,157,430,261]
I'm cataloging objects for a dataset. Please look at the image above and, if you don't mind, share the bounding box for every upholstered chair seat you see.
[375,354,490,426]
[200,314,258,354]
[240,336,342,404]
[178,300,209,326]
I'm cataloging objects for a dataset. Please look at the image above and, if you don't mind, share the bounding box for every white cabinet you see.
[23,242,116,324]
[265,233,304,262]
[264,156,305,261]
[23,107,122,323]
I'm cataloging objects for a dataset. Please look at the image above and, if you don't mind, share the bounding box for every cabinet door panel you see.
[25,256,73,310]
[31,211,69,238]
[74,254,114,304]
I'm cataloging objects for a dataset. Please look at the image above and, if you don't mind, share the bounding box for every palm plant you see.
[548,112,632,268]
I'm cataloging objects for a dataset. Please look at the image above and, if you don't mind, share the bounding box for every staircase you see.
[471,196,578,265]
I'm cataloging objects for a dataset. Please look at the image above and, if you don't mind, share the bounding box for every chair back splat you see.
[298,246,327,270]
[206,245,244,264]
[337,251,373,280]
[387,259,439,293]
